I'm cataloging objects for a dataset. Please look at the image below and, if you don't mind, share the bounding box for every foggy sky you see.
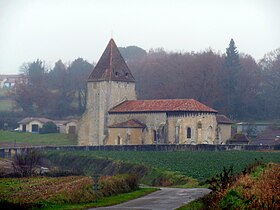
[0,0,279,74]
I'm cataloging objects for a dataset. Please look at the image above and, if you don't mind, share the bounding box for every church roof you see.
[109,99,217,113]
[216,114,234,124]
[108,119,146,128]
[88,39,135,82]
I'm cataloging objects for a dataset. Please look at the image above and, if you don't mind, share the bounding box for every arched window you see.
[197,121,202,129]
[187,127,191,138]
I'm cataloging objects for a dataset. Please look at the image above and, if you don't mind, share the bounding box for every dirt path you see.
[91,187,211,210]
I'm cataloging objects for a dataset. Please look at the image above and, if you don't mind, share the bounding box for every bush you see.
[99,174,139,197]
[220,189,250,209]
[12,149,42,177]
[40,121,58,134]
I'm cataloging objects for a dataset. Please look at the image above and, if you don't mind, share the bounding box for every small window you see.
[187,127,191,138]
[115,72,119,77]
[153,130,157,143]
[125,73,129,78]
[117,136,121,145]
[197,122,202,129]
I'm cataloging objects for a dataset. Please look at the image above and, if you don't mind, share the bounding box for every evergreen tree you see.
[223,38,242,119]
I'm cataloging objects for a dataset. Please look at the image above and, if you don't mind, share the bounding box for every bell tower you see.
[78,39,137,145]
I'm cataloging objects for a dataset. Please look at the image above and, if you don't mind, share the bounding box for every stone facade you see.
[167,112,217,144]
[108,112,217,145]
[108,112,167,144]
[217,124,232,144]
[78,81,136,145]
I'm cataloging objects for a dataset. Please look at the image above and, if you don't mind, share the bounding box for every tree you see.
[67,58,93,114]
[39,121,58,134]
[118,46,147,61]
[259,48,280,119]
[48,60,75,118]
[12,149,42,177]
[222,39,242,119]
[13,60,51,115]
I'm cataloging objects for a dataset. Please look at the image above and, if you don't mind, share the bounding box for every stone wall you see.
[108,127,143,145]
[167,112,217,144]
[218,124,232,144]
[108,112,167,144]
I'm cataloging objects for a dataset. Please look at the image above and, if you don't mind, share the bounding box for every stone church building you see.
[78,39,232,146]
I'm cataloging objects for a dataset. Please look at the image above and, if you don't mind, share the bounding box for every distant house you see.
[18,117,51,133]
[18,117,79,134]
[251,128,280,146]
[0,74,25,89]
[236,122,279,137]
[216,114,234,144]
[64,119,79,135]
[228,133,250,145]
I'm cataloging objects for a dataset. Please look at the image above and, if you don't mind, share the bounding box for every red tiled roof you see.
[109,99,217,113]
[88,39,135,82]
[108,119,146,128]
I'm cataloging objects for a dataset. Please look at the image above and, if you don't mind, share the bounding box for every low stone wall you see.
[0,144,277,158]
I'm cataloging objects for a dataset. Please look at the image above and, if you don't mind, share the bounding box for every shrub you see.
[220,189,249,209]
[99,174,139,197]
[12,149,42,177]
[207,165,235,192]
[39,121,58,134]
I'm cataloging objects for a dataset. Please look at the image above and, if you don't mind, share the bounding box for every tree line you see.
[11,39,280,121]
[127,39,280,121]
[12,58,93,118]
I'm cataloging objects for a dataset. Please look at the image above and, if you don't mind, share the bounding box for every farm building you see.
[0,74,25,89]
[18,117,79,134]
[78,39,233,146]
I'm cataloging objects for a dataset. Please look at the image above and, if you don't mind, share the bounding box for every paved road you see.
[91,187,211,210]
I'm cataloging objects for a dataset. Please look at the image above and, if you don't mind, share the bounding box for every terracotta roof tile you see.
[109,99,217,113]
[88,39,135,82]
[108,119,146,128]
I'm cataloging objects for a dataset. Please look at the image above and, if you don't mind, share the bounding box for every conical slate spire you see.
[88,39,135,82]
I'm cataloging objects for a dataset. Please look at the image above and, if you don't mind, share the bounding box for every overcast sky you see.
[0,0,279,74]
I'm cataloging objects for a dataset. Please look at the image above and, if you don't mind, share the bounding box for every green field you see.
[64,150,280,180]
[0,99,14,111]
[0,131,76,146]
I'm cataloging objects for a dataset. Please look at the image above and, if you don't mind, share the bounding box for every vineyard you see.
[58,150,280,181]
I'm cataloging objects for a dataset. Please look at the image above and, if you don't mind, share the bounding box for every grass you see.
[0,99,14,111]
[0,175,158,210]
[65,150,280,180]
[41,187,159,210]
[0,89,8,97]
[176,198,205,210]
[0,131,76,146]
[177,163,280,210]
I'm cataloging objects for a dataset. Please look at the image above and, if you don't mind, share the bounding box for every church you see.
[78,39,232,146]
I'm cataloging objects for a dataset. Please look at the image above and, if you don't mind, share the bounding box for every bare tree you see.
[12,149,42,177]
